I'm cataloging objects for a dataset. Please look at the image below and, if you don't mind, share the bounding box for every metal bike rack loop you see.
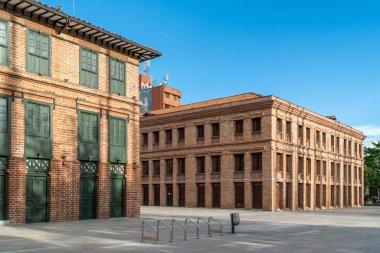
[208,217,223,236]
[171,219,187,241]
[184,218,200,239]
[141,221,158,243]
[157,220,173,243]
[197,217,211,237]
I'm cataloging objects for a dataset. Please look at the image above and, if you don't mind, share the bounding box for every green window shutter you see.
[25,102,52,159]
[110,58,125,96]
[0,96,10,156]
[109,116,127,163]
[0,20,9,66]
[80,48,98,88]
[78,111,99,161]
[26,30,50,76]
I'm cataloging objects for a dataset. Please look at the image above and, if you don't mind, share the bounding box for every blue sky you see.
[43,0,380,145]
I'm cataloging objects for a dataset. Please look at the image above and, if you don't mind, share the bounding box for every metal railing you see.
[171,219,187,241]
[141,221,157,243]
[208,217,223,236]
[185,218,200,239]
[157,220,173,243]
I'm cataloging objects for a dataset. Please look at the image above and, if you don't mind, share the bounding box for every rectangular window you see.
[298,125,303,145]
[142,161,149,176]
[234,154,245,171]
[0,96,10,156]
[348,141,352,156]
[331,135,335,152]
[153,160,160,175]
[331,162,335,177]
[316,160,321,176]
[277,118,283,133]
[337,163,340,177]
[177,158,186,175]
[166,159,173,175]
[110,58,125,95]
[211,155,221,173]
[197,156,205,174]
[252,117,261,133]
[276,153,283,172]
[78,110,99,161]
[336,137,340,153]
[0,20,9,66]
[109,116,127,163]
[286,155,292,173]
[344,139,347,155]
[306,158,311,175]
[286,121,292,142]
[235,120,244,135]
[166,129,172,143]
[322,132,327,149]
[25,101,52,159]
[197,125,204,139]
[316,130,321,147]
[142,133,148,145]
[359,144,362,158]
[178,128,185,141]
[306,127,311,145]
[153,131,159,144]
[252,153,262,171]
[212,123,220,137]
[27,29,50,76]
[322,161,327,176]
[80,47,98,88]
[298,157,304,175]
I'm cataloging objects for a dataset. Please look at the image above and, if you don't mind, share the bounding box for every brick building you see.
[0,0,160,224]
[140,93,365,211]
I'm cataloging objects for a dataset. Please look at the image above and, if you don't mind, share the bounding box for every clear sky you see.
[43,0,380,145]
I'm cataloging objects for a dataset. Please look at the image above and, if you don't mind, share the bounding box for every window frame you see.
[0,18,9,66]
[79,47,99,88]
[251,152,262,171]
[109,57,126,96]
[26,28,51,76]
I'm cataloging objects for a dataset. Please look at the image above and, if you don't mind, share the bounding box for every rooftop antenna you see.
[163,74,169,85]
[143,60,150,76]
[57,5,63,12]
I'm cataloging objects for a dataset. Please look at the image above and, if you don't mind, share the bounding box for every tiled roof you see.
[144,92,262,116]
[0,0,161,61]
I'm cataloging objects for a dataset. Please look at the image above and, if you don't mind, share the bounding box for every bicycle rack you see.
[197,217,211,237]
[141,221,158,243]
[185,218,200,239]
[208,217,223,236]
[157,220,173,243]
[171,219,187,241]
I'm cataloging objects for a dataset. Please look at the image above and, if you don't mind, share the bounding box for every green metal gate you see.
[110,164,125,218]
[26,159,49,223]
[79,162,97,220]
[0,158,7,220]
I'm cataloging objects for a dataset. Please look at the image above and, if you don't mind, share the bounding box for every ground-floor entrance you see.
[110,164,125,218]
[212,183,221,208]
[235,182,245,208]
[142,184,149,206]
[197,183,205,207]
[79,162,97,220]
[178,184,185,207]
[166,184,173,207]
[252,182,262,209]
[26,159,49,223]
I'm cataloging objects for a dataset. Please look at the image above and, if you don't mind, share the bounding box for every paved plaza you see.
[0,206,379,253]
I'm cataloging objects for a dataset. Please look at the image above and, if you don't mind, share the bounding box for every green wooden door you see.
[26,175,48,223]
[80,177,96,220]
[110,176,124,218]
[0,173,5,220]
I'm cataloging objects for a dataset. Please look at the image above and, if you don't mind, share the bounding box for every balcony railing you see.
[196,173,205,181]
[211,172,221,180]
[251,131,261,139]
[177,174,185,181]
[234,171,245,179]
[211,136,220,143]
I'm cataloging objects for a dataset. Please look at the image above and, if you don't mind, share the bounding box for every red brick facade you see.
[0,4,158,223]
[140,94,365,211]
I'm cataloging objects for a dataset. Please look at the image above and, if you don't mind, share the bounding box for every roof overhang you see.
[0,0,162,62]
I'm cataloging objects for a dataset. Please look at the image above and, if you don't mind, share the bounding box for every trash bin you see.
[230,213,240,234]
